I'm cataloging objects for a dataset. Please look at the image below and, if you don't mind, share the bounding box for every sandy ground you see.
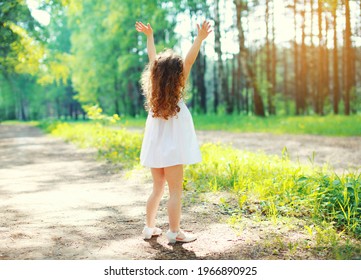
[0,124,360,260]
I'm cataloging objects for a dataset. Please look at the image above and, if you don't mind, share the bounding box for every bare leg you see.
[146,168,166,228]
[164,164,183,232]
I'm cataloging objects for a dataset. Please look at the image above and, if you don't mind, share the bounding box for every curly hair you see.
[141,49,185,120]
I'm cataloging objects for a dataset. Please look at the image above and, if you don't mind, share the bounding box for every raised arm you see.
[135,21,156,63]
[184,20,212,81]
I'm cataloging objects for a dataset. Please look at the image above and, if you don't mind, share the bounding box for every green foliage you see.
[1,0,361,122]
[185,143,361,236]
[1,0,177,121]
[39,121,142,168]
[0,2,38,120]
[313,173,361,234]
[0,73,49,120]
[0,0,43,72]
[69,0,176,115]
[83,104,120,125]
[303,221,359,259]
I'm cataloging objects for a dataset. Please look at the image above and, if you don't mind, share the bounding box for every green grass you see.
[121,114,361,136]
[38,121,142,168]
[186,143,361,236]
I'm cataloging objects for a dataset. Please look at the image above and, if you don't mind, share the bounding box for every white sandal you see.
[166,230,197,244]
[142,227,162,240]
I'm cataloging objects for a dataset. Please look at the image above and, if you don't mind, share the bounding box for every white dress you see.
[140,100,202,168]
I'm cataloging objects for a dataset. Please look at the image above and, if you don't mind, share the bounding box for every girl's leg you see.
[146,168,166,228]
[164,164,183,232]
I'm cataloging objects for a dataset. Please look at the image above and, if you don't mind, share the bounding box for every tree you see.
[2,0,359,120]
[283,47,290,114]
[309,0,317,114]
[299,0,307,114]
[290,0,301,114]
[37,1,83,120]
[234,0,265,117]
[234,2,245,114]
[214,0,231,113]
[271,0,277,115]
[316,0,325,114]
[265,0,277,115]
[344,0,352,115]
[324,7,331,113]
[265,0,273,114]
[0,0,46,120]
[0,0,43,72]
[68,0,175,116]
[184,0,210,114]
[331,0,340,114]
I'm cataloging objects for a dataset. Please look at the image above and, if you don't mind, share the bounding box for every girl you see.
[135,20,211,244]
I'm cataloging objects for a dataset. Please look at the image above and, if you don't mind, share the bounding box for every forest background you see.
[1,0,360,121]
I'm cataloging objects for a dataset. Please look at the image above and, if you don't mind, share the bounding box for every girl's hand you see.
[135,21,153,37]
[196,20,212,41]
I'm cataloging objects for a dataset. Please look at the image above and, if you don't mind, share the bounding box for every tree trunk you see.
[245,82,249,115]
[56,97,61,119]
[293,0,300,114]
[213,62,219,113]
[225,57,232,113]
[332,1,340,114]
[317,0,325,115]
[324,13,330,113]
[215,0,231,114]
[248,64,265,116]
[283,48,290,115]
[351,10,357,114]
[266,0,272,115]
[271,0,277,115]
[195,51,207,114]
[234,0,265,116]
[114,98,119,116]
[310,0,317,114]
[113,76,121,115]
[344,0,352,115]
[300,3,307,114]
[190,66,197,111]
[231,56,237,113]
[235,0,245,114]
[20,97,27,121]
[128,81,136,117]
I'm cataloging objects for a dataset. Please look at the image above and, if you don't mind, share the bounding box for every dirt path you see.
[0,124,360,260]
[0,125,241,260]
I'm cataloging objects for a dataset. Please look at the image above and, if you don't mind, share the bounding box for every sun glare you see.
[26,0,50,26]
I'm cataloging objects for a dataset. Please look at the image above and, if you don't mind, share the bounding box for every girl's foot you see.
[142,226,162,240]
[166,230,197,244]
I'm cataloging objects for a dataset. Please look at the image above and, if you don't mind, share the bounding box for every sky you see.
[27,0,51,26]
